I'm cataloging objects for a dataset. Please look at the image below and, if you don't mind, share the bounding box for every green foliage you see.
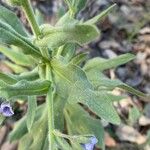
[85,4,116,25]
[26,96,37,131]
[0,45,34,67]
[128,105,141,125]
[0,80,51,99]
[37,24,100,49]
[84,53,135,71]
[0,1,149,150]
[0,5,28,36]
[65,104,105,149]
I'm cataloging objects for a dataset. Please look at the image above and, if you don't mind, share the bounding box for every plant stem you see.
[21,0,40,37]
[46,64,55,150]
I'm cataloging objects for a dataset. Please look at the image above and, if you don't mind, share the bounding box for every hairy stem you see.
[21,0,40,37]
[46,64,55,150]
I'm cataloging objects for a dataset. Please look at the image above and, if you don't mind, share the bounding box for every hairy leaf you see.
[26,96,37,131]
[0,72,17,84]
[9,104,45,142]
[70,52,88,65]
[0,80,50,99]
[55,136,73,150]
[52,58,120,124]
[66,104,105,149]
[3,61,28,73]
[54,94,66,131]
[0,5,28,36]
[0,21,45,61]
[18,111,47,150]
[15,68,39,81]
[0,45,34,66]
[27,112,48,150]
[37,24,100,49]
[56,12,79,27]
[51,58,89,84]
[85,4,116,25]
[86,69,148,99]
[68,81,121,125]
[84,53,135,71]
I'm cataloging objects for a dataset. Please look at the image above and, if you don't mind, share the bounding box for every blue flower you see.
[82,136,98,150]
[0,102,14,117]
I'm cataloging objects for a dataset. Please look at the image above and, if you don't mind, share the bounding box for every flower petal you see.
[82,136,98,150]
[0,102,14,117]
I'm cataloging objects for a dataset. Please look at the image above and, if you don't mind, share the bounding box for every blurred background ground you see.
[0,0,150,150]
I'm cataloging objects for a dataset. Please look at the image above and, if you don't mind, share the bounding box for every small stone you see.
[139,115,150,126]
[116,124,147,144]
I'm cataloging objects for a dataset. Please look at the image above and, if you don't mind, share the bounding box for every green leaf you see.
[14,68,39,81]
[37,24,100,49]
[70,52,88,65]
[0,21,44,61]
[18,134,33,150]
[65,0,87,15]
[0,5,28,36]
[86,69,148,99]
[66,104,105,149]
[18,111,48,150]
[0,72,17,84]
[128,105,141,125]
[27,112,48,150]
[9,104,45,142]
[26,96,37,131]
[54,129,93,144]
[84,53,135,71]
[56,12,79,27]
[54,94,66,131]
[64,0,87,14]
[3,61,28,73]
[9,116,28,142]
[55,136,72,150]
[85,4,116,25]
[0,80,51,99]
[68,81,121,125]
[60,43,76,61]
[0,45,34,67]
[75,0,87,12]
[51,58,90,84]
[52,58,120,124]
